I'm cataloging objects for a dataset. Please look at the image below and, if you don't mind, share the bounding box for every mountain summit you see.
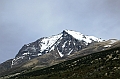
[12,30,102,66]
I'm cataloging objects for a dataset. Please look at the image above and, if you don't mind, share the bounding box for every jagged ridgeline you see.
[0,30,102,74]
[12,30,102,67]
[8,47,120,79]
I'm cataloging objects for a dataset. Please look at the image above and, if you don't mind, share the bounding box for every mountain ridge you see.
[11,30,102,67]
[1,30,113,78]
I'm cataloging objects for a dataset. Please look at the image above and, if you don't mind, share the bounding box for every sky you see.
[0,0,120,63]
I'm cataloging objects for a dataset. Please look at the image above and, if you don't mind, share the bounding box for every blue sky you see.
[0,0,120,63]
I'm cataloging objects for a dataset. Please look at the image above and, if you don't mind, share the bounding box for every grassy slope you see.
[7,47,120,79]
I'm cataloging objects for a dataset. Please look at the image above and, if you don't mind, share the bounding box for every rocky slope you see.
[0,59,12,73]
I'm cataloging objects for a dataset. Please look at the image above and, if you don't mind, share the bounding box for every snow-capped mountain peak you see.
[39,33,62,52]
[64,30,102,45]
[12,30,103,66]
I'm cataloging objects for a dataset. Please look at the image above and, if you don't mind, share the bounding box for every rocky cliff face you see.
[11,30,102,67]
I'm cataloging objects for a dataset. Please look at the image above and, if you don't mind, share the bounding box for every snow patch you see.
[38,53,42,56]
[12,56,25,65]
[57,48,64,57]
[40,33,62,52]
[109,40,117,44]
[104,45,111,47]
[29,57,31,60]
[25,44,30,46]
[62,41,67,48]
[67,49,73,55]
[104,39,117,48]
[65,30,102,45]
[50,46,55,51]
[12,59,15,66]
[22,52,30,55]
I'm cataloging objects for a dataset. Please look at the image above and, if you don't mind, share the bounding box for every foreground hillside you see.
[7,46,120,79]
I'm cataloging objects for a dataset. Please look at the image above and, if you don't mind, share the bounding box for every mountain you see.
[5,40,120,79]
[0,30,104,77]
[11,30,102,67]
[0,30,120,79]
